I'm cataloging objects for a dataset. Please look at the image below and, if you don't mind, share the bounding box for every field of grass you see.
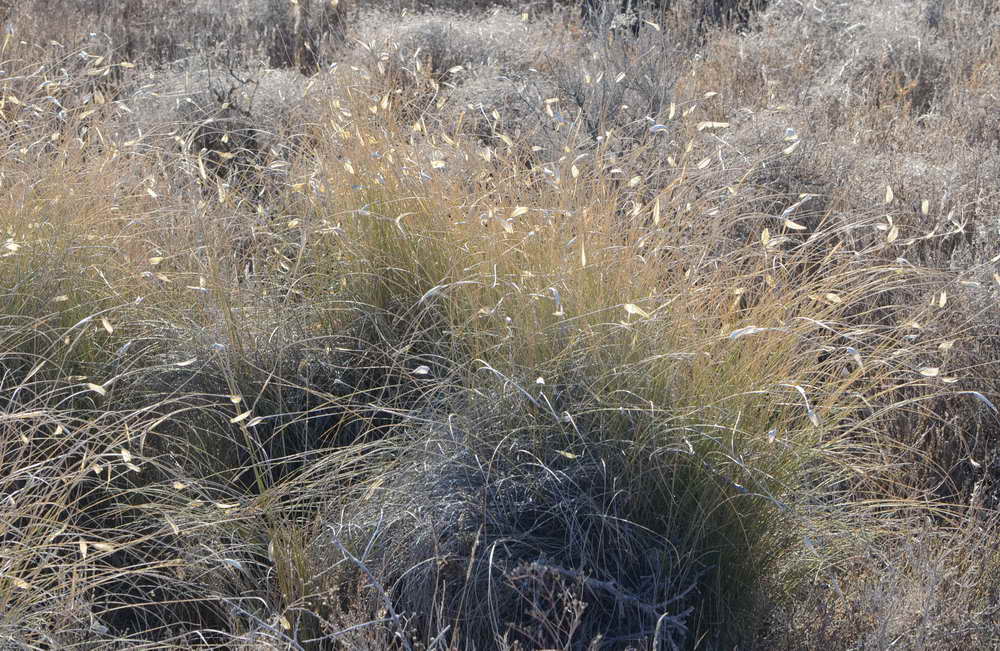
[1,0,999,648]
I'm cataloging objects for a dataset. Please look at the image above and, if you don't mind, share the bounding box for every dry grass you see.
[1,0,999,649]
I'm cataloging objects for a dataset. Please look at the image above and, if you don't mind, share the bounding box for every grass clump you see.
[2,0,1000,649]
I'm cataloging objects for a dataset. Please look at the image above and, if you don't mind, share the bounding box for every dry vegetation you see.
[1,0,999,648]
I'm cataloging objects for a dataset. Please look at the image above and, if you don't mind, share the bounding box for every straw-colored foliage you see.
[1,0,999,648]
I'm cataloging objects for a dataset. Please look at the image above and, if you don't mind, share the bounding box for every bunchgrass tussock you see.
[2,0,999,649]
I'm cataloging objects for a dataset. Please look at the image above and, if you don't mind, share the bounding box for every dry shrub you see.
[348,7,588,163]
[352,8,545,79]
[579,0,770,35]
[106,63,336,209]
[819,3,946,116]
[375,0,532,12]
[769,518,1000,649]
[437,66,576,162]
[10,0,349,70]
[545,25,689,145]
[263,0,349,73]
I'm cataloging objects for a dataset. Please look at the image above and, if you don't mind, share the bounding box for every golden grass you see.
[1,1,999,648]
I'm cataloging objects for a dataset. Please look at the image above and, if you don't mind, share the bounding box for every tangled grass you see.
[2,0,999,648]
